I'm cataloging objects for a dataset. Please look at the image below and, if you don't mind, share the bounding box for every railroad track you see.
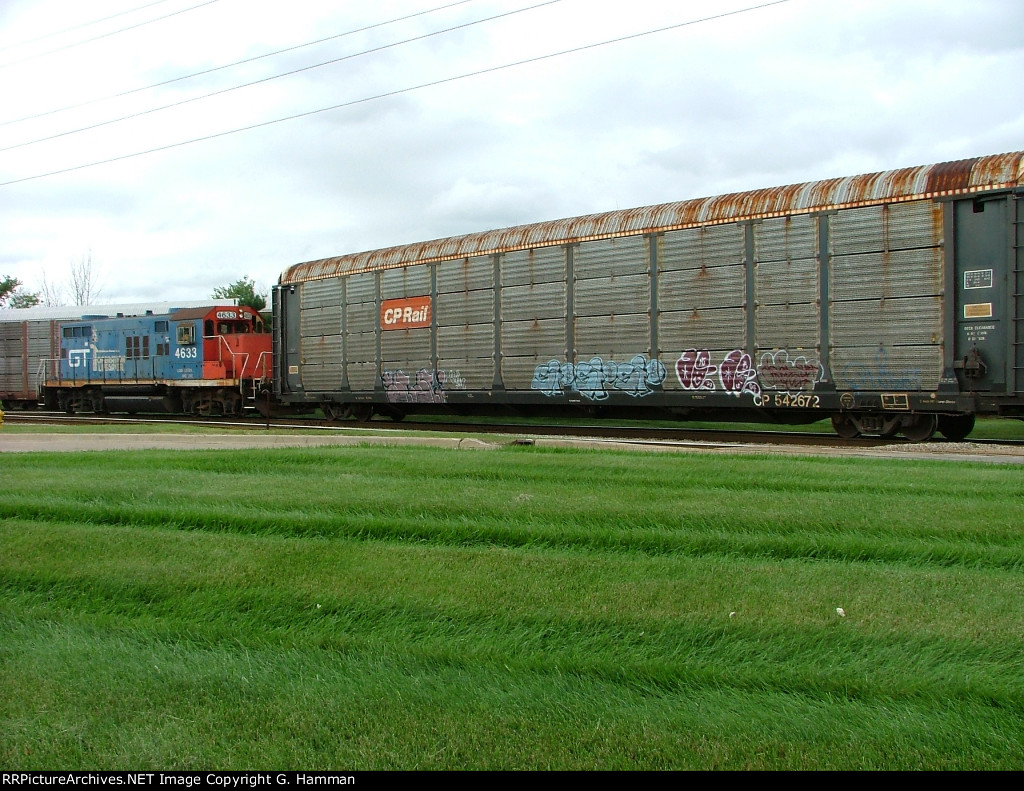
[7,409,1013,449]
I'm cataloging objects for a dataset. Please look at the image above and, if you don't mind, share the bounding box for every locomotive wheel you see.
[901,414,938,443]
[830,414,860,439]
[938,413,976,442]
[222,394,242,416]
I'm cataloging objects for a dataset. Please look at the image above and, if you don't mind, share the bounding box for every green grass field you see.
[2,437,1023,769]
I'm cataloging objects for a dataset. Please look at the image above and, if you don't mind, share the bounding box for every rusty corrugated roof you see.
[280,151,1024,285]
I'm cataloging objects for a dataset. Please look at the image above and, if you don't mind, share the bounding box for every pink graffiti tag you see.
[382,368,447,403]
[676,349,717,391]
[719,350,762,403]
[757,350,823,391]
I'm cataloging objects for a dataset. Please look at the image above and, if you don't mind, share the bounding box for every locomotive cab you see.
[189,307,271,382]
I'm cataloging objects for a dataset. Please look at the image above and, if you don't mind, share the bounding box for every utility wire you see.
[0,0,177,53]
[0,0,559,153]
[0,0,793,188]
[1,0,477,128]
[0,0,223,70]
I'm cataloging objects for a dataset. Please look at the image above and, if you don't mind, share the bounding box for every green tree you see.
[0,275,18,306]
[0,275,40,308]
[213,277,267,312]
[9,291,41,308]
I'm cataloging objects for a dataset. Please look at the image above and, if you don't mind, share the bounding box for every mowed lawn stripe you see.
[1,446,1022,567]
[2,445,1023,769]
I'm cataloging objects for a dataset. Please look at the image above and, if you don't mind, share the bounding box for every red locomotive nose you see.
[203,321,272,380]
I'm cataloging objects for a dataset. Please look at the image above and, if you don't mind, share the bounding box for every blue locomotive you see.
[46,305,270,415]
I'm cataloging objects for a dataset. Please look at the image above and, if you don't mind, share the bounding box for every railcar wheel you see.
[938,413,975,442]
[322,403,344,422]
[878,421,900,439]
[345,404,373,422]
[901,414,938,443]
[831,414,860,439]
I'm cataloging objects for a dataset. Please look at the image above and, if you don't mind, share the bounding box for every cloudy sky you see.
[0,0,1021,304]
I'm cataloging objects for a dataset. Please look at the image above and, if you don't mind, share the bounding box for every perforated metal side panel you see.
[829,200,944,392]
[381,266,430,299]
[299,277,343,388]
[657,224,745,270]
[502,246,566,286]
[752,216,820,355]
[500,248,568,385]
[434,256,496,390]
[344,272,377,389]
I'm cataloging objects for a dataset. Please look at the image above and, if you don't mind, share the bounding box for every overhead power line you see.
[0,0,223,70]
[0,0,561,154]
[1,0,478,128]
[0,0,793,189]
[0,0,177,53]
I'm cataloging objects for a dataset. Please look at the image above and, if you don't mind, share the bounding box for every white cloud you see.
[0,0,1022,302]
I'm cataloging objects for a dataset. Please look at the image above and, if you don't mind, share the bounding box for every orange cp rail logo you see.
[381,296,432,330]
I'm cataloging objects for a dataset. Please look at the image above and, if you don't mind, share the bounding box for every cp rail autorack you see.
[272,151,1024,442]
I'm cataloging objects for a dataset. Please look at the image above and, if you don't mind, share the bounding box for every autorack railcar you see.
[273,151,1024,442]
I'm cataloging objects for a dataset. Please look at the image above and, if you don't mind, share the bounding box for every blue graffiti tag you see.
[839,347,924,391]
[531,355,667,401]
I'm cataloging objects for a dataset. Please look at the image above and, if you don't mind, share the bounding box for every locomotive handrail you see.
[41,350,128,389]
[237,353,250,391]
[35,359,58,394]
[212,334,244,377]
[251,351,272,399]
[84,349,127,385]
[254,350,271,381]
[211,334,256,395]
